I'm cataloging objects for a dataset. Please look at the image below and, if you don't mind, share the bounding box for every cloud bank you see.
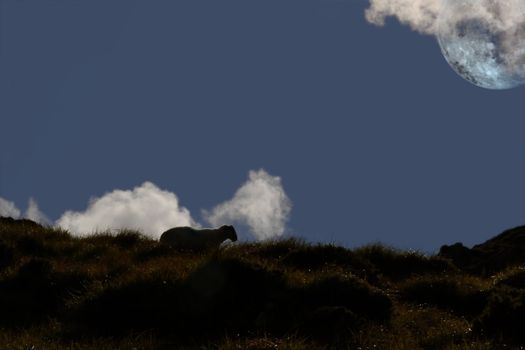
[203,169,292,240]
[53,169,291,241]
[365,0,525,37]
[2,170,292,241]
[56,182,197,239]
[365,0,525,76]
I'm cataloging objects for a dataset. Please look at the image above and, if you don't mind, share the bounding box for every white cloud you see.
[365,0,525,75]
[6,170,291,241]
[365,0,525,37]
[25,198,51,225]
[0,197,21,218]
[203,169,292,241]
[56,182,197,238]
[365,0,441,35]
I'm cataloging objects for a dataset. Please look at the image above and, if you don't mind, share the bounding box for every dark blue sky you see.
[1,0,524,251]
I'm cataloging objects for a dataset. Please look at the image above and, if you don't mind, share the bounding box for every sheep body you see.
[159,225,238,250]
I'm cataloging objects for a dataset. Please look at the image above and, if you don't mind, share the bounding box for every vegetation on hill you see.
[0,217,524,349]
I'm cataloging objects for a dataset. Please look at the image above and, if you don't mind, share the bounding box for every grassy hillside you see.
[0,217,524,349]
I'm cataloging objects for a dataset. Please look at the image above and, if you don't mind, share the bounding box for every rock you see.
[438,242,475,267]
[439,226,525,275]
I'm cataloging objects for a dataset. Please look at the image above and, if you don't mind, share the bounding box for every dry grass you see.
[0,218,524,349]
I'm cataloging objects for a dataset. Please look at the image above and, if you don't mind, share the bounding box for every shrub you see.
[399,276,488,317]
[72,257,288,339]
[259,275,392,343]
[71,256,391,344]
[248,239,307,260]
[300,275,392,322]
[0,223,71,259]
[297,306,360,344]
[474,286,525,344]
[183,257,288,335]
[113,230,147,248]
[70,278,185,336]
[0,258,90,326]
[494,267,525,289]
[16,235,51,257]
[281,244,376,281]
[0,241,13,270]
[134,244,174,261]
[354,244,455,280]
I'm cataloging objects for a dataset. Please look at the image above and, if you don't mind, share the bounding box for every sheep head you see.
[221,225,238,242]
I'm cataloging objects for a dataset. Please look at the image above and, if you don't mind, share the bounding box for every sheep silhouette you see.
[159,225,238,250]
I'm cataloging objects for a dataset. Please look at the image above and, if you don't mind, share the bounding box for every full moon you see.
[437,1,525,90]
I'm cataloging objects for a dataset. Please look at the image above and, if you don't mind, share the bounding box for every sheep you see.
[159,225,238,250]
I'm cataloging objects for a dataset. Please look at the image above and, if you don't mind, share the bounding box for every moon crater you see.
[437,5,525,89]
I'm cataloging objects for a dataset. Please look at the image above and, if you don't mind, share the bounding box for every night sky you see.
[1,0,524,252]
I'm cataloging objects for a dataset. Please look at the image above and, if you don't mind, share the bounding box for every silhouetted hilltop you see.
[439,225,525,275]
[0,216,43,229]
[1,216,525,349]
